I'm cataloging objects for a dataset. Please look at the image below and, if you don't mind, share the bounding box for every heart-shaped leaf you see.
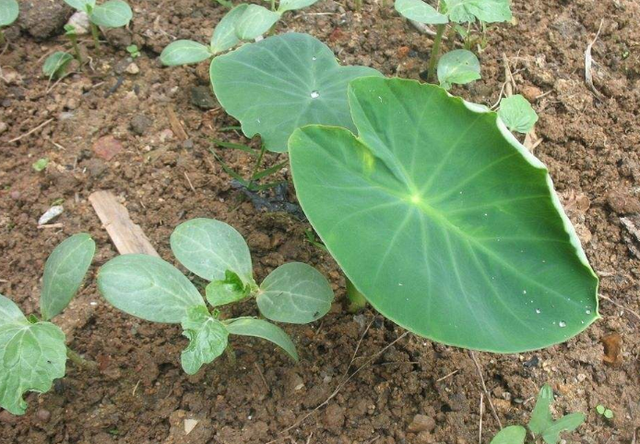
[226,317,298,361]
[278,0,319,13]
[0,295,66,416]
[529,384,585,444]
[98,254,205,323]
[160,40,213,66]
[64,0,95,13]
[437,49,481,90]
[442,0,512,23]
[394,0,448,24]
[210,4,248,54]
[289,77,598,353]
[499,94,538,134]
[180,306,229,374]
[257,262,334,324]
[489,426,526,444]
[90,0,132,28]
[170,218,254,285]
[40,233,95,320]
[0,0,19,27]
[210,32,382,152]
[233,4,279,40]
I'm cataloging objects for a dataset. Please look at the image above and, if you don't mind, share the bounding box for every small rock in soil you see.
[408,414,436,433]
[126,63,140,75]
[19,0,73,40]
[106,27,132,48]
[84,158,108,178]
[0,121,7,134]
[606,191,640,215]
[36,409,51,422]
[93,135,123,161]
[190,86,217,109]
[38,206,64,225]
[67,11,89,34]
[130,114,153,135]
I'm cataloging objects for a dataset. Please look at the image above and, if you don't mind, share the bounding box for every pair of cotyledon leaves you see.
[64,0,133,28]
[209,32,598,353]
[160,0,320,66]
[97,218,334,375]
[0,234,95,415]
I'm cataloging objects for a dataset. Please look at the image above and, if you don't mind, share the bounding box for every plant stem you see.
[69,35,83,63]
[346,277,367,313]
[0,29,5,46]
[90,22,101,53]
[426,24,446,83]
[67,349,98,371]
[270,0,276,11]
[247,144,267,190]
[225,344,237,366]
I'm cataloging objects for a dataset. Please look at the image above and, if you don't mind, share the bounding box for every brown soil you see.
[1,0,640,443]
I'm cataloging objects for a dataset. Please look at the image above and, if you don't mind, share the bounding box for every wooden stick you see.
[9,118,54,143]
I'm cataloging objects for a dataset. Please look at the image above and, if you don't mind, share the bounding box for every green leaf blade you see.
[529,384,554,434]
[443,0,512,23]
[490,425,526,444]
[63,0,95,13]
[437,49,481,90]
[257,262,334,324]
[0,0,19,27]
[210,4,248,53]
[542,413,585,444]
[226,317,298,361]
[89,0,132,28]
[160,40,212,66]
[0,294,27,326]
[43,52,74,80]
[278,0,319,13]
[498,94,539,134]
[206,270,251,307]
[40,234,95,320]
[210,32,382,152]
[394,0,448,24]
[180,306,229,375]
[289,77,598,353]
[233,5,279,40]
[97,254,205,323]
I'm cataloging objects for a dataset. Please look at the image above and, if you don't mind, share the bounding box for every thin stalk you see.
[426,23,446,83]
[225,344,237,366]
[67,348,98,371]
[90,22,101,53]
[270,0,276,11]
[69,34,83,63]
[0,29,5,46]
[247,144,267,190]
[346,278,367,313]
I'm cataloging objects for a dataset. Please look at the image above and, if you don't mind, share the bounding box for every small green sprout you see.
[126,44,140,58]
[0,0,18,45]
[0,234,96,415]
[64,24,83,62]
[63,0,133,52]
[596,405,614,419]
[43,51,75,80]
[32,158,50,172]
[97,218,335,375]
[436,48,481,90]
[498,94,539,134]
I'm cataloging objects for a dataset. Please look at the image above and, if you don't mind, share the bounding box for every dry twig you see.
[469,351,503,429]
[584,19,605,99]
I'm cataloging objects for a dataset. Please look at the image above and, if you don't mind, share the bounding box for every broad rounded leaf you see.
[437,49,481,90]
[0,313,66,415]
[170,218,253,285]
[257,262,333,324]
[98,254,205,323]
[226,317,298,361]
[0,294,26,325]
[160,40,212,66]
[64,0,95,12]
[394,0,448,24]
[40,233,95,320]
[210,32,382,152]
[180,306,229,374]
[278,0,319,13]
[490,426,526,444]
[289,77,599,353]
[233,4,279,40]
[443,0,512,23]
[210,4,248,54]
[0,0,19,27]
[43,52,74,79]
[498,94,538,134]
[542,413,585,444]
[89,0,132,28]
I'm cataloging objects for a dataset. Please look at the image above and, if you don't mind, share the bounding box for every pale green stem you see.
[426,24,446,83]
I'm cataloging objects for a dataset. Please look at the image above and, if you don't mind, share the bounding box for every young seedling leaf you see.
[529,384,554,434]
[180,306,229,375]
[98,254,205,323]
[278,0,319,13]
[64,0,96,13]
[0,295,66,416]
[256,262,334,324]
[210,32,382,152]
[206,270,251,307]
[498,94,539,134]
[210,4,248,54]
[289,77,599,353]
[0,0,19,27]
[32,158,49,172]
[170,218,253,285]
[233,4,280,40]
[226,317,298,361]
[541,413,585,444]
[160,40,213,66]
[40,233,95,320]
[43,52,74,80]
[89,0,132,28]
[437,49,481,90]
[394,0,448,25]
[596,405,605,415]
[442,0,512,23]
[489,425,526,444]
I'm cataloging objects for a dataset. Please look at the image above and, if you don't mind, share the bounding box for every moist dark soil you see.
[1,0,640,443]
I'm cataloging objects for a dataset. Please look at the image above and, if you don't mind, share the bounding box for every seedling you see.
[32,157,49,172]
[596,404,614,419]
[160,0,320,67]
[394,0,512,85]
[436,48,481,90]
[64,24,83,62]
[0,234,96,415]
[97,218,334,374]
[63,0,133,52]
[126,44,140,58]
[0,0,18,45]
[498,94,539,134]
[491,385,585,443]
[43,51,75,80]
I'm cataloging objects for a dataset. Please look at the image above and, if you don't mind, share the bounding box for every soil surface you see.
[1,0,640,443]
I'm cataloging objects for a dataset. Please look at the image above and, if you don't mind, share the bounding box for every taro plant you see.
[498,94,538,134]
[0,234,96,415]
[97,218,334,374]
[394,0,512,87]
[63,0,133,52]
[490,385,585,444]
[0,0,18,45]
[160,0,320,67]
[288,76,599,352]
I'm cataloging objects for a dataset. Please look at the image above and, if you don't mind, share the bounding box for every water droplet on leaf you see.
[310,90,320,99]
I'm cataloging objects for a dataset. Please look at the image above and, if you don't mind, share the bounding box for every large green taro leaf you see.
[209,32,382,152]
[289,77,599,353]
